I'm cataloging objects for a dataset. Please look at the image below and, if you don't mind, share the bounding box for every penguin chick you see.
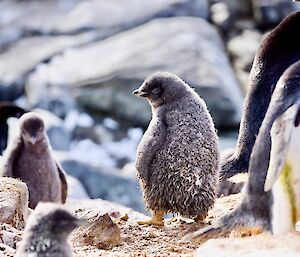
[220,11,300,181]
[181,58,300,243]
[0,112,68,209]
[15,202,80,257]
[133,72,219,226]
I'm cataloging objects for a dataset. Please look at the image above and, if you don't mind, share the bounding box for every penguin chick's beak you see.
[132,89,150,97]
[29,136,38,145]
[264,103,300,192]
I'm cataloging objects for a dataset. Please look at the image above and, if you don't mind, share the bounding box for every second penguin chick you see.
[15,202,80,257]
[133,72,219,226]
[0,112,68,209]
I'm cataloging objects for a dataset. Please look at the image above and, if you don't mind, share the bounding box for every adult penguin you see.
[182,59,300,242]
[0,102,26,153]
[220,12,300,181]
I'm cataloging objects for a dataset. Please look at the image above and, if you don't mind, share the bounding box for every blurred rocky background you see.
[0,0,299,214]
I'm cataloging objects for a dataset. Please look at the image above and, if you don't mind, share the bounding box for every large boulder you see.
[0,0,208,44]
[0,33,95,101]
[0,178,29,230]
[0,0,80,48]
[46,0,209,34]
[27,17,243,128]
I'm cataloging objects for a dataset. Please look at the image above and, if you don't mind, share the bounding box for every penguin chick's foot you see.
[137,210,164,226]
[194,213,207,224]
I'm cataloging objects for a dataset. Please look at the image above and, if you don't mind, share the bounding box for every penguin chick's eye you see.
[151,87,162,95]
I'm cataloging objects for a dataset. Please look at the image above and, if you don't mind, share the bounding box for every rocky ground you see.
[0,187,240,257]
[2,190,300,257]
[59,194,300,257]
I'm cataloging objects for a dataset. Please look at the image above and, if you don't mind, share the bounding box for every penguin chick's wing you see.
[135,117,167,184]
[264,104,299,192]
[0,135,23,177]
[55,162,68,203]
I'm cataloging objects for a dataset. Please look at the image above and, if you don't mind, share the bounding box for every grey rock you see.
[48,0,209,34]
[0,0,208,49]
[0,33,96,101]
[227,29,262,91]
[58,158,145,213]
[71,209,121,249]
[252,0,300,27]
[27,17,243,128]
[0,0,80,48]
[0,178,29,230]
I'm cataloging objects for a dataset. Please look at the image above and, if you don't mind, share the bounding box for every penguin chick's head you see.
[133,72,189,107]
[25,203,80,240]
[19,112,45,145]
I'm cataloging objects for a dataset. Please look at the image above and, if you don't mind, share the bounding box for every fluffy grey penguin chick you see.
[15,202,80,257]
[0,112,68,209]
[133,72,219,226]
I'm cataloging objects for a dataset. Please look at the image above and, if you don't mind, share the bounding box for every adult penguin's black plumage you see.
[182,59,300,242]
[220,12,300,181]
[0,102,26,153]
[182,12,300,242]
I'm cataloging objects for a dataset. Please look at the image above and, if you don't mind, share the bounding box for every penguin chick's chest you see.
[14,149,62,201]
